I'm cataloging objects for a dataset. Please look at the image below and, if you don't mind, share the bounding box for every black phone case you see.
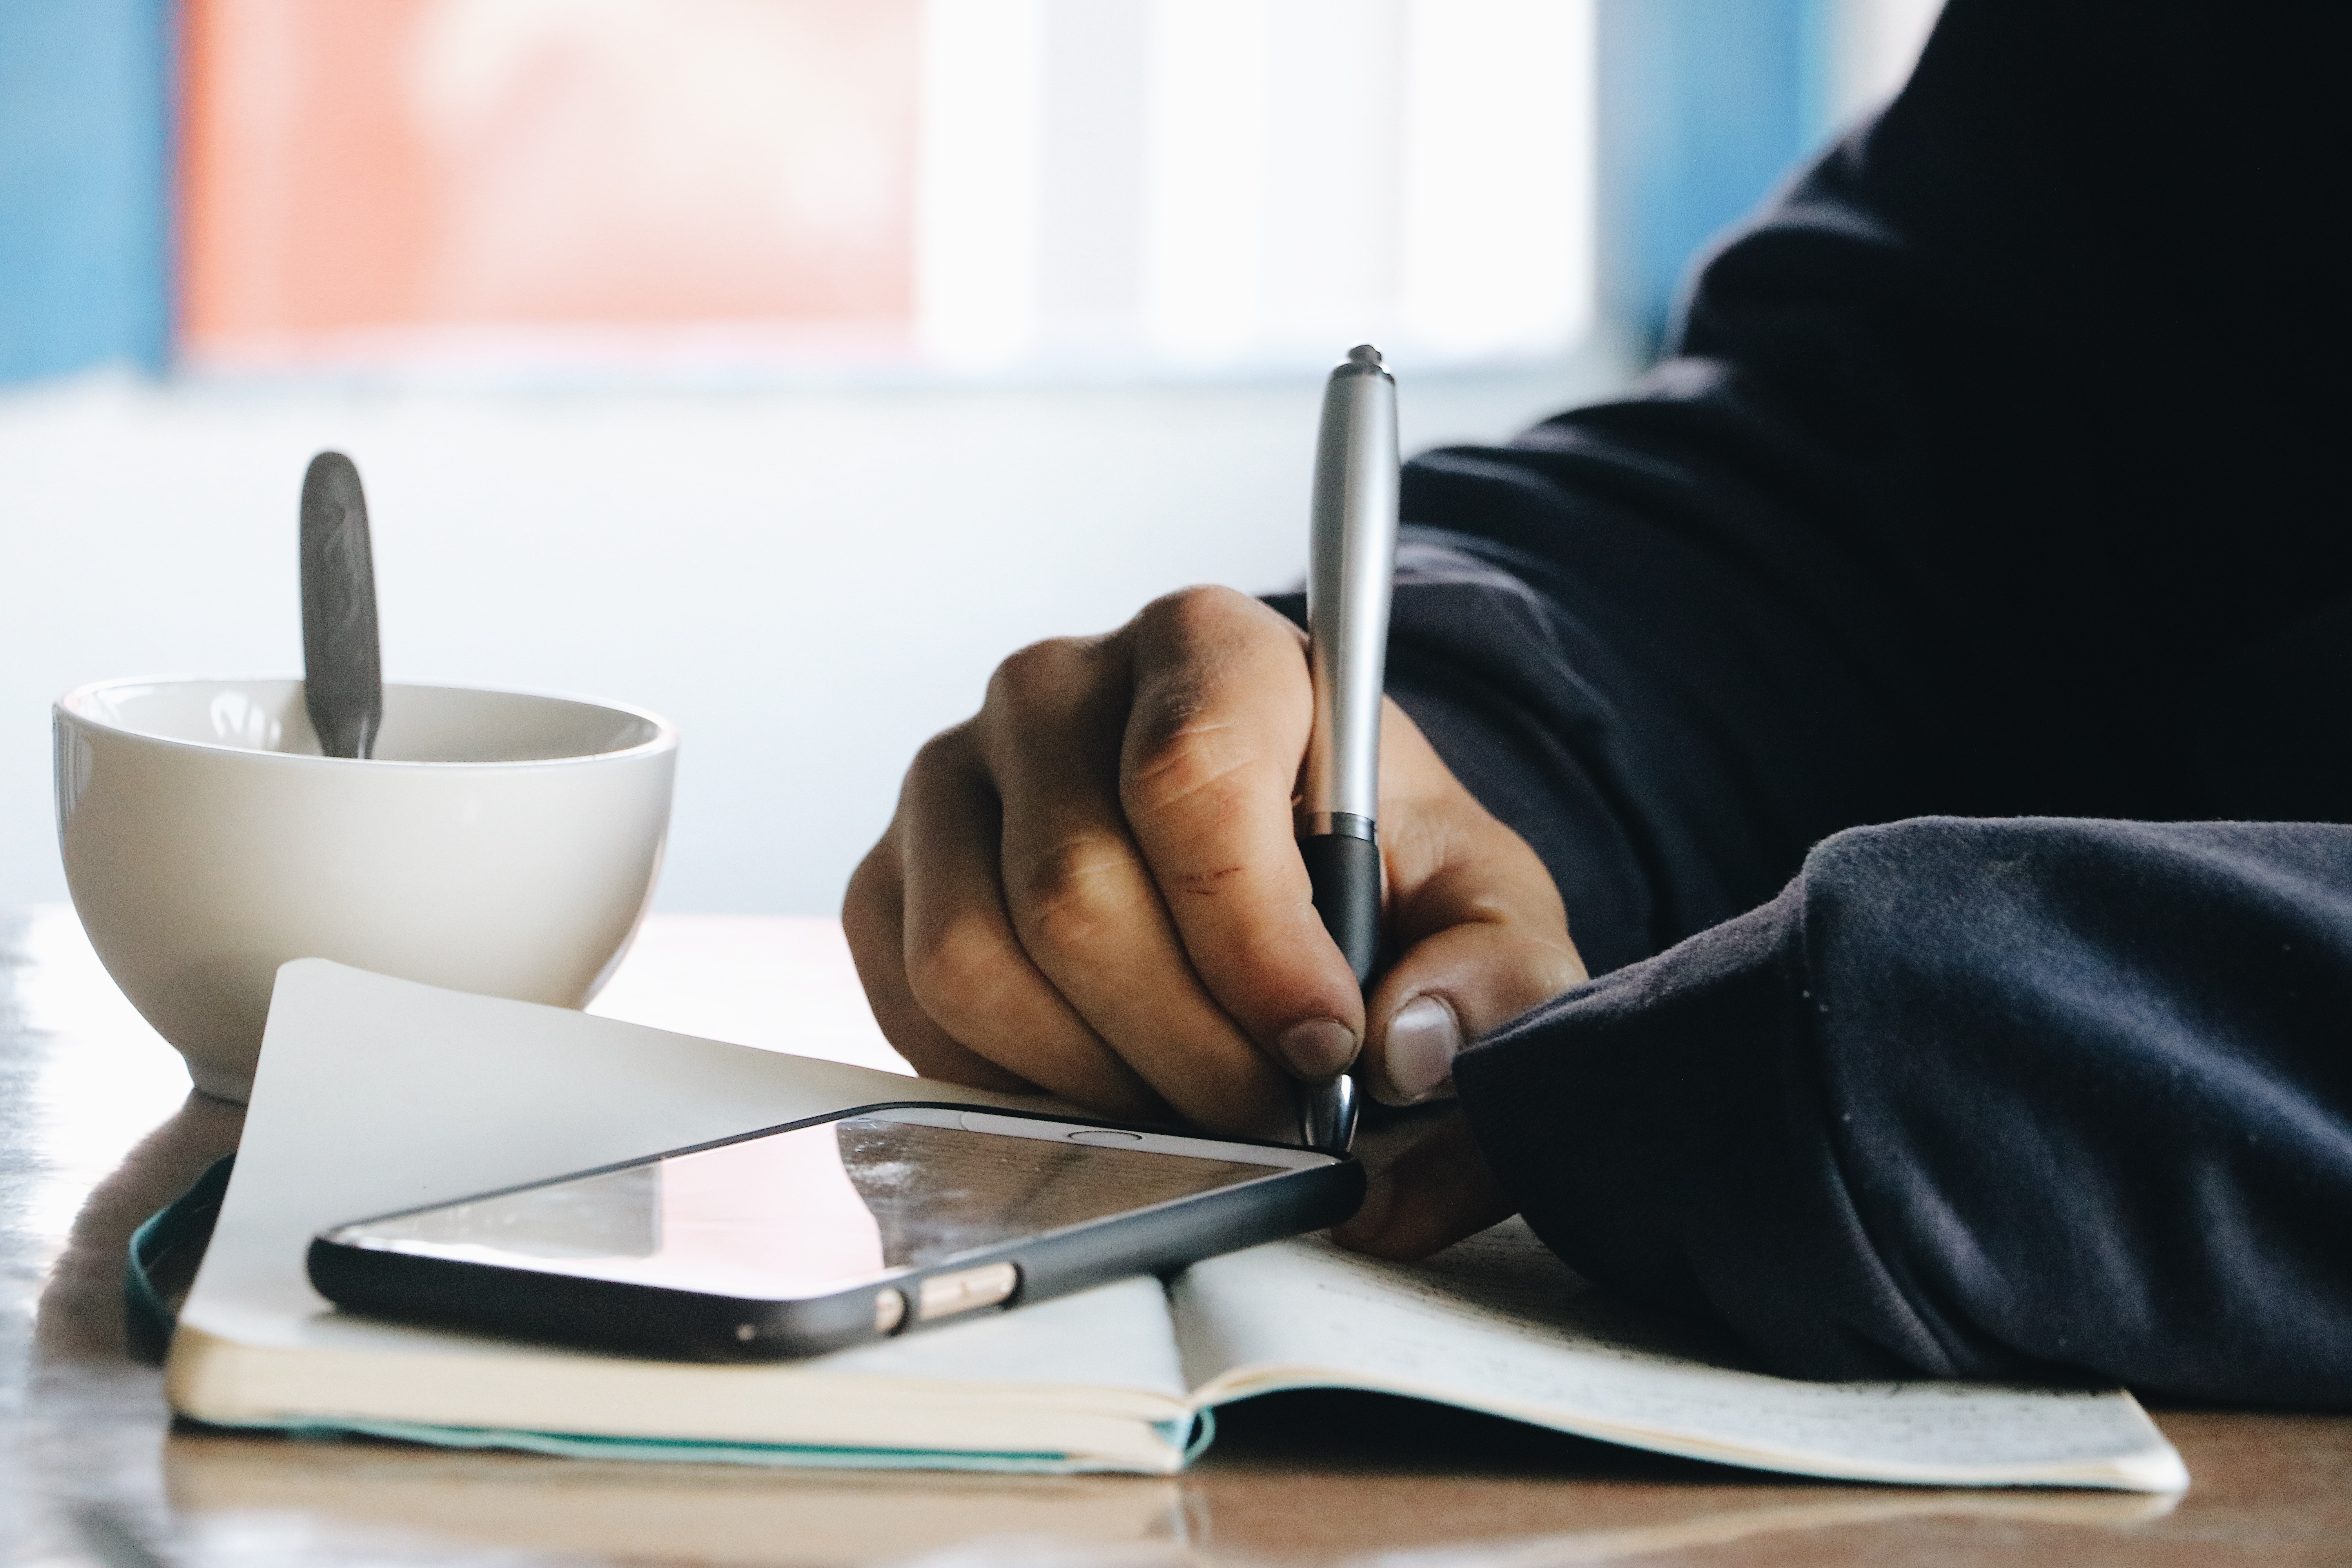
[307,1102,1365,1363]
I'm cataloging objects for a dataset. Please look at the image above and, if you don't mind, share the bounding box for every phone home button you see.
[1064,1129,1145,1145]
[916,1262,1018,1321]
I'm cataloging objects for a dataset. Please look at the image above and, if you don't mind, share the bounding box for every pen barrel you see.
[1301,361,1399,826]
[1296,348,1395,1158]
[1301,831,1382,985]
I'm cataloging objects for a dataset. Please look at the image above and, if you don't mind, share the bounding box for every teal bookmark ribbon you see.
[125,1156,234,1365]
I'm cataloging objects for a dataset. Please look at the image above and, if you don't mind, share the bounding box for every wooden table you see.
[6,907,2348,1567]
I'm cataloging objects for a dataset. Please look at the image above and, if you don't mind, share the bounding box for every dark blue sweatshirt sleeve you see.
[1363,0,2352,1406]
[1454,819,2352,1406]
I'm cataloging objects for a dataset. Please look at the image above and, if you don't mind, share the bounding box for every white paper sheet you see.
[177,960,1192,1402]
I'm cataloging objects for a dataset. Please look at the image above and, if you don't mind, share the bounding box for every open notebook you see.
[167,961,2188,1491]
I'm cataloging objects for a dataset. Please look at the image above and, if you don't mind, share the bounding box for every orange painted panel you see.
[180,0,919,358]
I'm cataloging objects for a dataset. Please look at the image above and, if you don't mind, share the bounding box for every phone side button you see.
[874,1288,907,1335]
[916,1262,1019,1321]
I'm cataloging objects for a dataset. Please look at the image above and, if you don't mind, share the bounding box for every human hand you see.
[843,586,1585,1247]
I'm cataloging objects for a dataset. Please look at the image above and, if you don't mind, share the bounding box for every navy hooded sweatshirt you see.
[1371,0,2352,1405]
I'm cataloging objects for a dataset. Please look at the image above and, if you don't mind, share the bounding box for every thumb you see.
[1354,700,1586,1104]
[1332,1113,1512,1260]
[1359,813,1586,1107]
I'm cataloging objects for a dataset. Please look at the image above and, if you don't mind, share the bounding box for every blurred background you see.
[0,0,1938,915]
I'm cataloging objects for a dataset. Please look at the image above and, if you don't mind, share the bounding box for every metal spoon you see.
[299,451,383,759]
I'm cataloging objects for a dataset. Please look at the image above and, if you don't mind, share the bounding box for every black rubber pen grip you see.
[1301,833,1381,985]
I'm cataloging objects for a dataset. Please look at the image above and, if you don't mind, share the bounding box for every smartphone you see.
[308,1102,1361,1361]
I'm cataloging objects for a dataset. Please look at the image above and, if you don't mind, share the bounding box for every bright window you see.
[178,0,1595,381]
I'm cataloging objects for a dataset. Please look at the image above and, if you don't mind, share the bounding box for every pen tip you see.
[1346,343,1383,368]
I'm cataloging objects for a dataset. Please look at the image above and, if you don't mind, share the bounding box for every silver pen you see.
[1296,344,1399,1153]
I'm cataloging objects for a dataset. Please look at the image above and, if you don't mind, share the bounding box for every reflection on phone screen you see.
[331,1111,1285,1300]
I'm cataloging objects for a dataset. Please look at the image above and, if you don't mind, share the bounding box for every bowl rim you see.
[53,675,679,769]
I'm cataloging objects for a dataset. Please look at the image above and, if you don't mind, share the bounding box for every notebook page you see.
[178,961,1189,1403]
[1171,1222,2186,1490]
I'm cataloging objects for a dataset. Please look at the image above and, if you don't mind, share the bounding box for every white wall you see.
[0,352,1621,914]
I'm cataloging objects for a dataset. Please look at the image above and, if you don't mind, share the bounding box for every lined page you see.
[1171,1222,2186,1491]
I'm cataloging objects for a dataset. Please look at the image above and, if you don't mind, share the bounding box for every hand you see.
[842,586,1586,1250]
[1332,1112,1514,1261]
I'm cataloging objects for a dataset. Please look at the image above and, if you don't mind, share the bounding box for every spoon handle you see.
[299,452,383,760]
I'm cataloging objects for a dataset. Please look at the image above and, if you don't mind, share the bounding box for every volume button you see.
[916,1262,1018,1321]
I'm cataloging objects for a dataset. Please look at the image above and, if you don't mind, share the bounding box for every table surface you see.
[6,907,2349,1568]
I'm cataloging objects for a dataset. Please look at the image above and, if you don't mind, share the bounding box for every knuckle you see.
[1011,834,1139,954]
[907,725,967,781]
[1120,592,1298,827]
[985,636,1097,717]
[840,845,895,933]
[903,723,985,808]
[1134,583,1258,648]
[1124,715,1262,823]
[1132,583,1301,664]
[1521,936,1590,999]
[902,911,1017,1032]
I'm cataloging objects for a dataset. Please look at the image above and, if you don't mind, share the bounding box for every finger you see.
[1119,588,1367,1077]
[1332,1113,1512,1261]
[843,837,1035,1094]
[1359,716,1588,1106]
[976,635,1294,1137]
[894,726,1169,1118]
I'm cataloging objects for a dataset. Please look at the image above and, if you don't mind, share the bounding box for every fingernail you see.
[1274,1017,1358,1078]
[1385,995,1462,1102]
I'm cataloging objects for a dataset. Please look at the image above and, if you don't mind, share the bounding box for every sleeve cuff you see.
[1453,880,1966,1380]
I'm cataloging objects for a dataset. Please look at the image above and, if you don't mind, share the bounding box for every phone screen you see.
[327,1107,1313,1301]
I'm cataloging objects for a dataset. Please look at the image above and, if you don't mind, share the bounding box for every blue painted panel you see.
[1597,0,1835,357]
[0,0,173,384]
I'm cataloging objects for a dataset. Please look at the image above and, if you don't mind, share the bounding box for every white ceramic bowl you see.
[54,677,677,1101]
